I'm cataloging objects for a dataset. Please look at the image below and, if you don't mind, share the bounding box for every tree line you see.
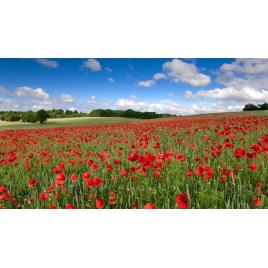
[88,109,175,119]
[242,102,268,111]
[0,109,174,123]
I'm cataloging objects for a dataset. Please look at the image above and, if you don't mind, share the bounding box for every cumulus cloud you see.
[59,94,75,103]
[35,58,59,68]
[115,95,245,115]
[116,96,190,115]
[218,58,268,92]
[0,98,20,110]
[138,80,155,88]
[186,86,268,103]
[84,59,102,72]
[191,103,243,114]
[162,59,211,86]
[16,87,50,100]
[221,59,268,75]
[153,72,167,81]
[138,59,210,89]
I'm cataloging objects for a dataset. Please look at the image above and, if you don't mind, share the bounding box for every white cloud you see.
[108,77,115,83]
[187,86,268,103]
[129,94,137,100]
[116,96,189,114]
[59,94,75,103]
[86,95,111,110]
[35,58,59,68]
[0,98,20,110]
[68,107,77,112]
[221,59,268,75]
[191,103,243,114]
[84,59,102,72]
[115,95,245,115]
[153,72,166,81]
[218,58,268,92]
[162,59,211,86]
[138,80,155,88]
[0,86,12,96]
[16,87,50,100]
[185,90,194,99]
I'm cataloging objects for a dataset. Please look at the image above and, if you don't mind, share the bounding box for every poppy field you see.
[1,114,268,209]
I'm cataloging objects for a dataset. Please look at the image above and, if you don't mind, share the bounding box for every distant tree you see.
[242,103,259,111]
[65,110,73,115]
[258,102,268,110]
[22,111,38,123]
[0,113,8,121]
[36,109,48,123]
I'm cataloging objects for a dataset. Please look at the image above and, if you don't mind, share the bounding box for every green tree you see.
[36,109,48,123]
[22,111,38,123]
[242,103,259,111]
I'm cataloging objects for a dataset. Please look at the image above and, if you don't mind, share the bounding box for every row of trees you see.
[0,108,174,123]
[45,109,88,118]
[88,109,174,119]
[242,102,268,111]
[1,110,48,123]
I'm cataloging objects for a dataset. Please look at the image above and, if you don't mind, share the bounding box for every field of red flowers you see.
[1,114,268,209]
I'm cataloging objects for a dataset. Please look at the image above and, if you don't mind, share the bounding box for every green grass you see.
[0,117,142,130]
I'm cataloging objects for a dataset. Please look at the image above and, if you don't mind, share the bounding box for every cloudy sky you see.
[1,58,268,115]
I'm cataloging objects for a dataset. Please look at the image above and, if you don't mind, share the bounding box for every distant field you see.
[0,117,142,130]
[182,110,268,118]
[1,111,267,130]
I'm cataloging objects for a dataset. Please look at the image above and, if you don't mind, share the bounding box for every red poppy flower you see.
[153,171,161,177]
[253,198,261,207]
[92,163,99,172]
[55,173,66,187]
[131,203,139,209]
[96,198,104,209]
[186,168,193,177]
[195,165,213,180]
[120,170,128,176]
[39,192,49,201]
[70,173,77,182]
[234,148,246,158]
[248,163,258,171]
[66,203,75,209]
[109,191,116,199]
[144,203,157,209]
[56,173,65,181]
[127,152,139,162]
[82,172,91,181]
[58,163,65,171]
[29,178,38,188]
[49,205,57,209]
[0,185,7,194]
[176,193,189,209]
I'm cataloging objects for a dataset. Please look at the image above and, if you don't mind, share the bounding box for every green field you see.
[0,117,142,130]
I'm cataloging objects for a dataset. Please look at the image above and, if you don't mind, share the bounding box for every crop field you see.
[0,113,268,209]
[0,117,141,130]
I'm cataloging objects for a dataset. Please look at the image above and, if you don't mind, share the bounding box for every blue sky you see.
[1,58,268,114]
